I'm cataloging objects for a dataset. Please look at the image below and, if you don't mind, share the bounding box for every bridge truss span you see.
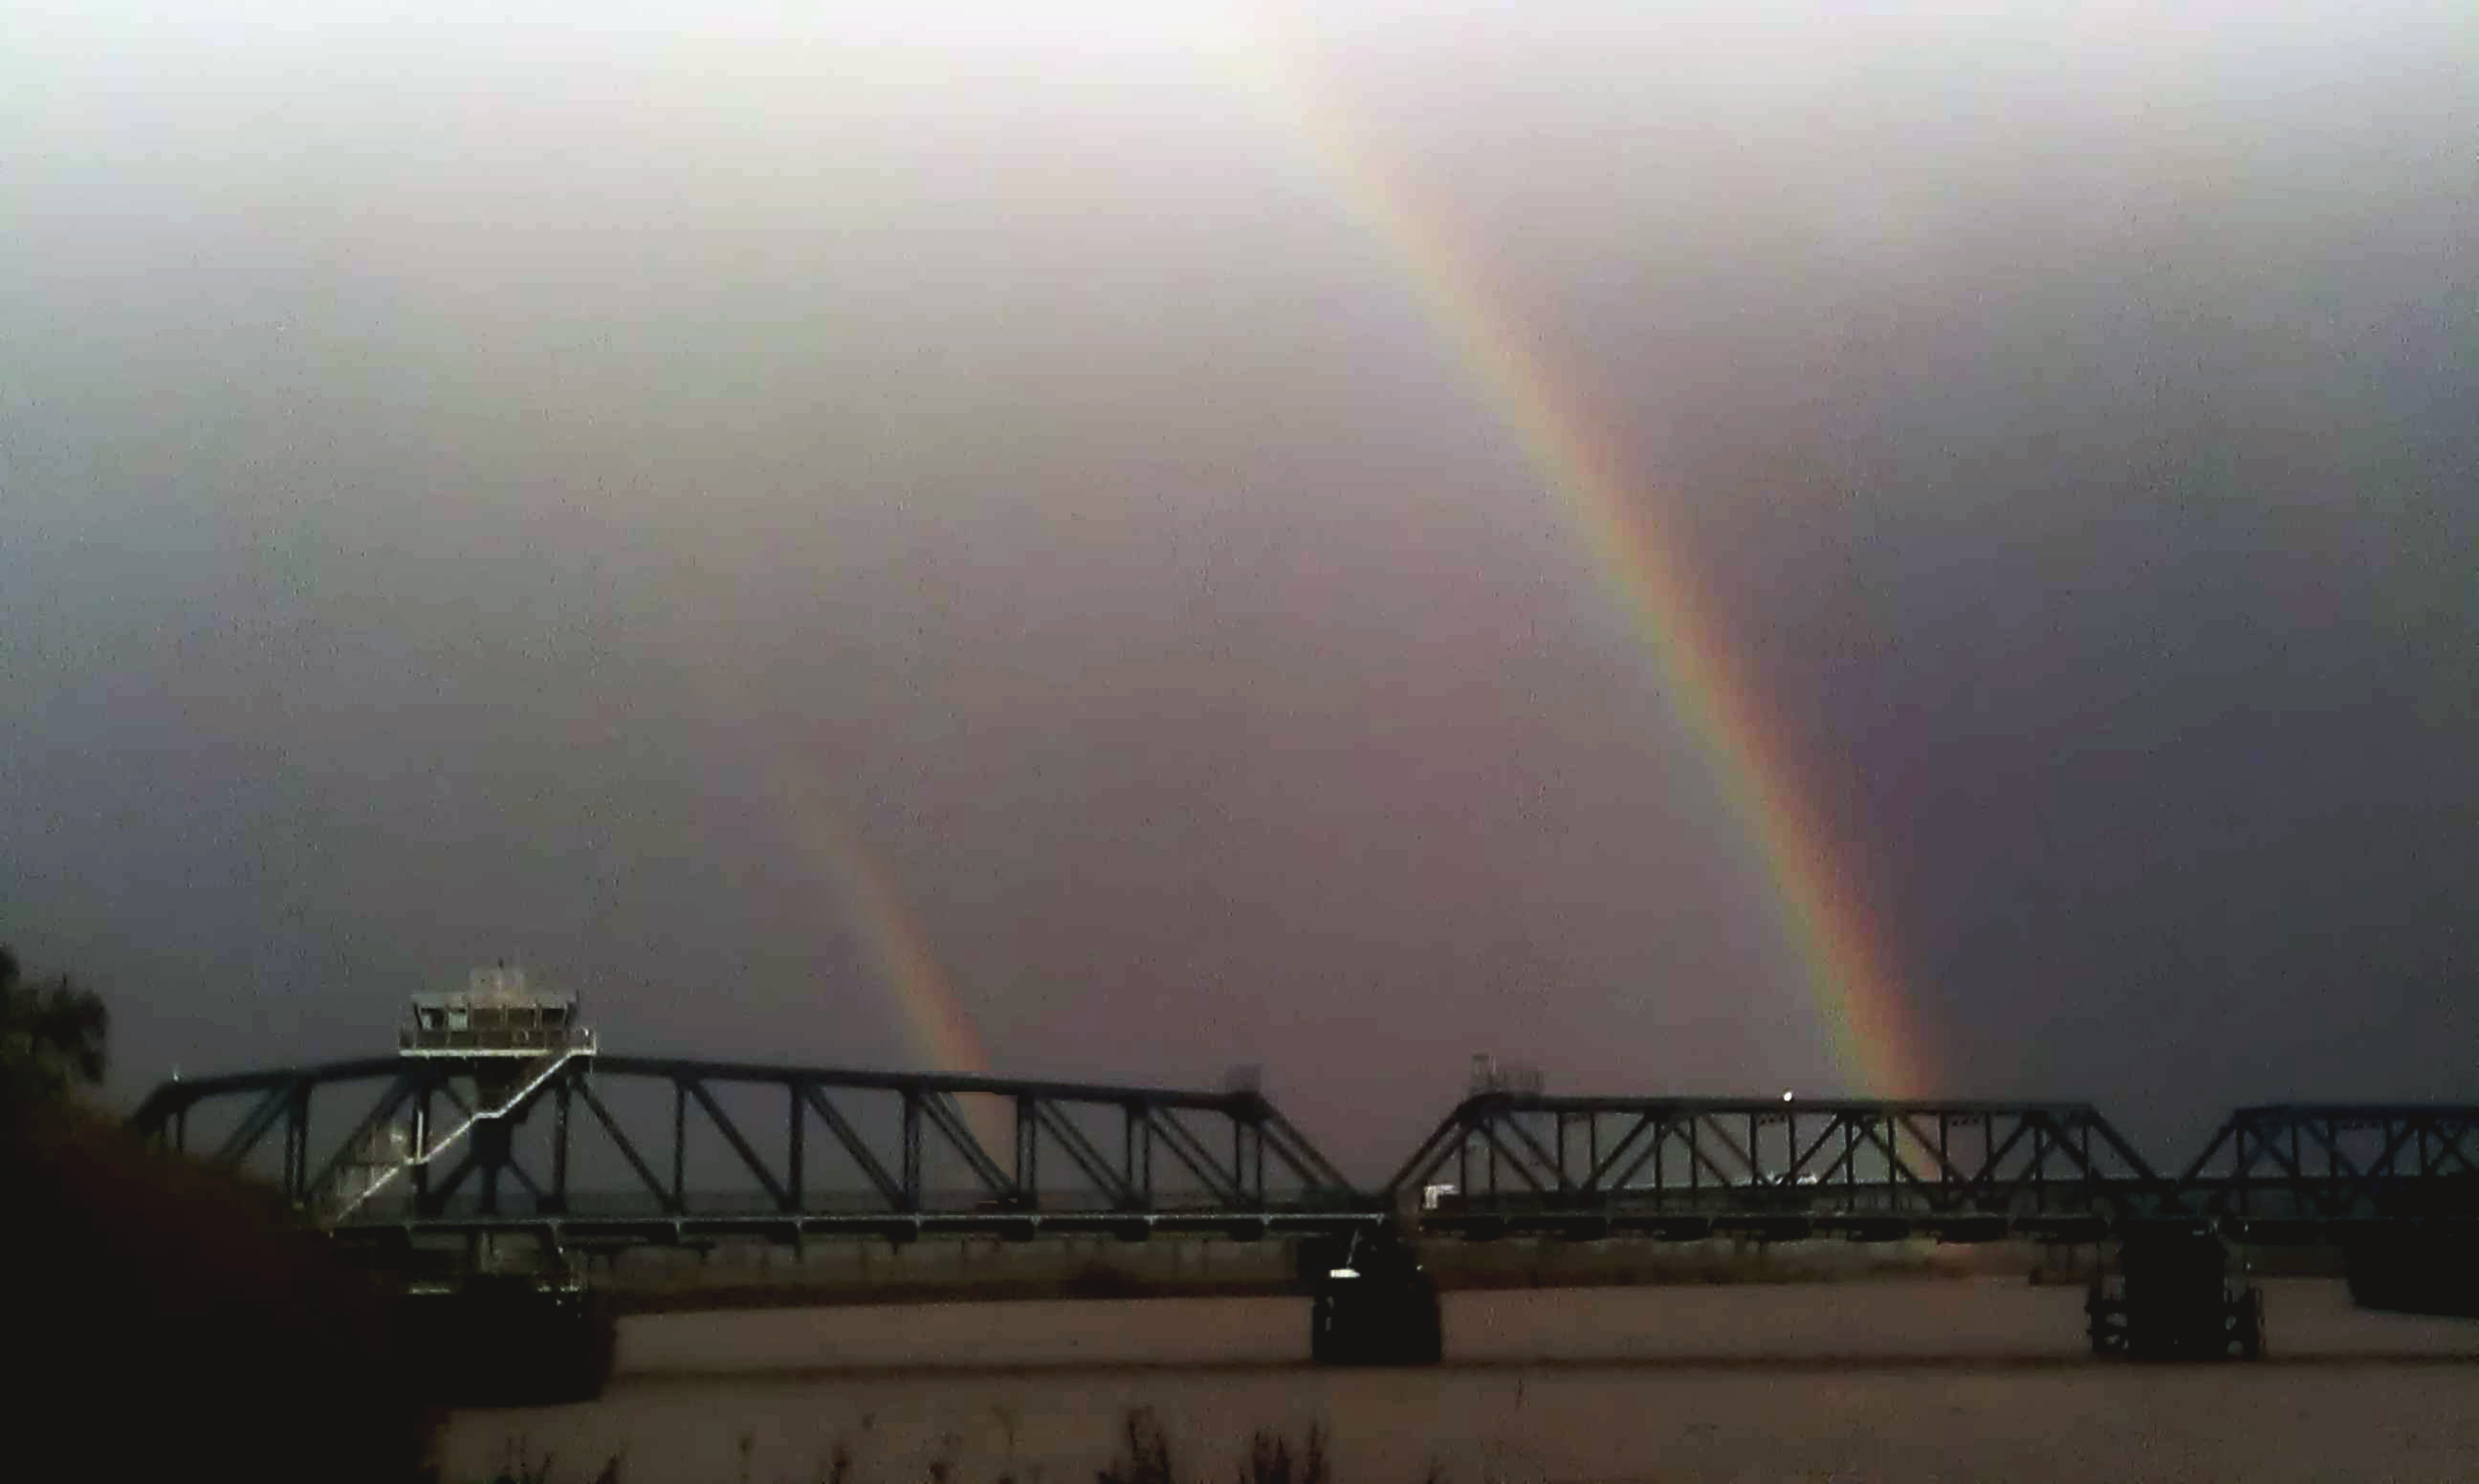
[1386,1094,2177,1243]
[2177,1103,2479,1232]
[128,1056,1373,1247]
[127,1059,2479,1254]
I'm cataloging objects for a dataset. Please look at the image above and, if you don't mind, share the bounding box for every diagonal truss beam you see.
[1586,1113,1659,1192]
[802,1084,907,1210]
[916,1091,1015,1194]
[1490,1109,1568,1189]
[574,1076,675,1211]
[1254,1102,1356,1196]
[1142,1106,1246,1207]
[210,1077,306,1167]
[686,1079,790,1211]
[1030,1102,1136,1208]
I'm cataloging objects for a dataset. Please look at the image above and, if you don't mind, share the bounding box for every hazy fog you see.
[5,1,2473,1166]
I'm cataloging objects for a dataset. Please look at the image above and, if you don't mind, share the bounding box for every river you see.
[442,1277,2479,1482]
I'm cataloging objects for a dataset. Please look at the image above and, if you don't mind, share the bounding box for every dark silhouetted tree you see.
[0,944,109,1101]
[0,942,432,1480]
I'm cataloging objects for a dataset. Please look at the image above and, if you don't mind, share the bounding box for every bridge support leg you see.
[2346,1229,2479,1317]
[1306,1233,1442,1366]
[2086,1228,2264,1361]
[395,1276,617,1406]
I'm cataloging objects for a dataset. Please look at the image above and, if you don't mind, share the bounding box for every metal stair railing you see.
[318,1045,592,1224]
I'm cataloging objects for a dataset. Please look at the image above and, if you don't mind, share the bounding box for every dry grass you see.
[469,1411,1344,1484]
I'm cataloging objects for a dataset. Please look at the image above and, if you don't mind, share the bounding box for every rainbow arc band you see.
[1219,12,1928,1096]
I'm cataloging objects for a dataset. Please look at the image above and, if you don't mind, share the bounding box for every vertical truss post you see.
[1937,1113,1951,1206]
[1016,1094,1037,1195]
[551,1075,572,1214]
[280,1087,304,1204]
[296,1084,315,1203]
[2237,1124,2252,1216]
[788,1081,805,1211]
[672,1078,688,1212]
[902,1091,922,1210]
[1845,1119,1858,1203]
[1250,1115,1266,1205]
[1885,1113,1901,1206]
[2291,1121,2305,1216]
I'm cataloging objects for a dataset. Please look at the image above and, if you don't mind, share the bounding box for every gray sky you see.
[4,1,2473,1170]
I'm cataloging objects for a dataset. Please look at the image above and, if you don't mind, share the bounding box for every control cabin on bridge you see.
[399,966,593,1058]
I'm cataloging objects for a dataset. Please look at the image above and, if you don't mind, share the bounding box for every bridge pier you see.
[2086,1227,2264,1360]
[1305,1232,1442,1365]
[2345,1227,2479,1317]
[394,1272,618,1406]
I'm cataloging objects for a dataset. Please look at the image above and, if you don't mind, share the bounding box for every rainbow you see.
[1222,12,1931,1095]
[747,739,1023,1154]
[757,760,991,1079]
[678,660,1002,1120]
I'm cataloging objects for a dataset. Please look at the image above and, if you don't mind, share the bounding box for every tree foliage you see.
[0,944,110,1102]
[0,943,435,1478]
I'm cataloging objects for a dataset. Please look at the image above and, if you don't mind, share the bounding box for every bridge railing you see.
[399,1024,597,1057]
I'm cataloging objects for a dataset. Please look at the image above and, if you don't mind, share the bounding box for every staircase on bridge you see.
[318,1041,594,1225]
[319,968,597,1223]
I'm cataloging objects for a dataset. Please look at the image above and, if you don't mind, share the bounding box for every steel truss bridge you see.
[1394,1094,2479,1245]
[128,1057,2479,1253]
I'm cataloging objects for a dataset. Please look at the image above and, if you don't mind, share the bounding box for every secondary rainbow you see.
[762,760,993,1080]
[679,660,995,1084]
[1224,13,1930,1095]
[752,742,1025,1154]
